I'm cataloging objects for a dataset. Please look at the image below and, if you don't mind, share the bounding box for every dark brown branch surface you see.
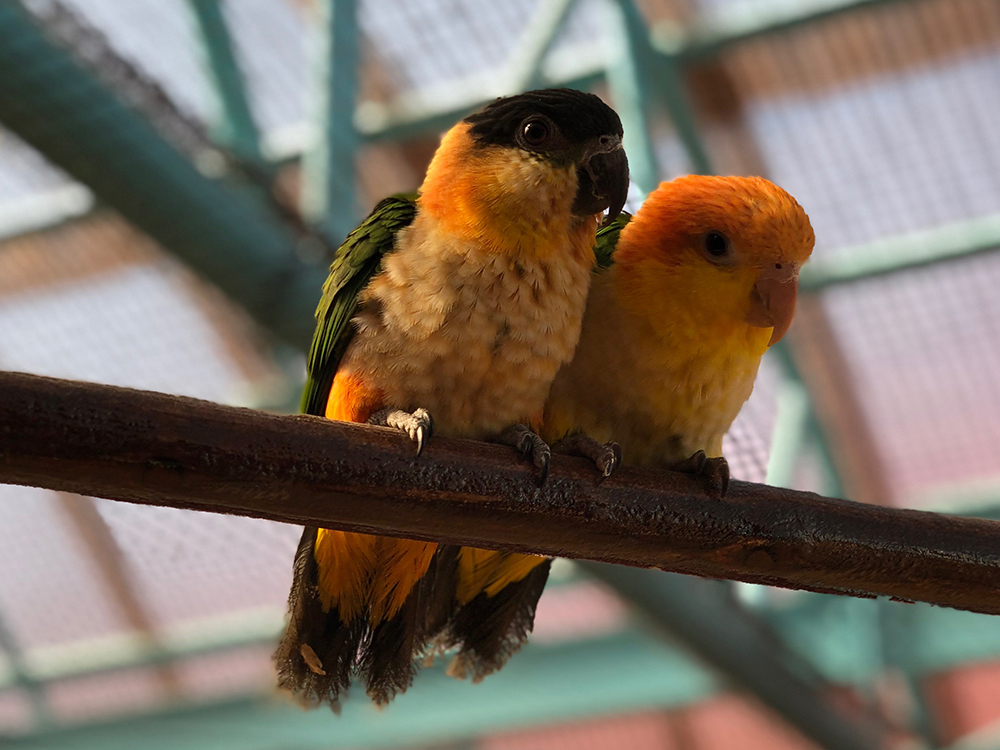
[2,371,999,614]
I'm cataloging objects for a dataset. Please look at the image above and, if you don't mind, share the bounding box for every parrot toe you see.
[671,451,731,498]
[672,449,708,475]
[499,423,552,485]
[553,432,623,478]
[369,407,434,457]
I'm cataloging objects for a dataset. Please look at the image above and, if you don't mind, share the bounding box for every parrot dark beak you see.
[572,135,629,222]
[745,264,799,346]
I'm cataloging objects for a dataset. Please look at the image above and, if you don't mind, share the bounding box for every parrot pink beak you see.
[745,264,799,345]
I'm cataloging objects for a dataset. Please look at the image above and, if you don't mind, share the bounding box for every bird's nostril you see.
[775,263,783,270]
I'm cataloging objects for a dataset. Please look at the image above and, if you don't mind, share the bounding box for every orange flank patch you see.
[314,528,437,625]
[314,529,378,622]
[457,548,547,605]
[318,372,434,625]
[326,371,383,423]
[369,538,438,624]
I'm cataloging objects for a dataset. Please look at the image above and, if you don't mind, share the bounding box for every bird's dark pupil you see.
[524,122,546,143]
[706,232,728,256]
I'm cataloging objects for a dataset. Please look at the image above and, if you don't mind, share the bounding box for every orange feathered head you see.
[614,175,815,346]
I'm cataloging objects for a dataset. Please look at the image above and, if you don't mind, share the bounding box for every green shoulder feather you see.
[594,211,632,271]
[300,194,418,416]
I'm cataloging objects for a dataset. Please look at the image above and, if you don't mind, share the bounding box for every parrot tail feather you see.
[421,545,461,637]
[276,533,465,707]
[445,559,552,682]
[360,590,420,704]
[274,526,365,707]
[361,544,461,703]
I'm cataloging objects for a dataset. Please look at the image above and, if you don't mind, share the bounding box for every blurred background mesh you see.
[0,0,999,748]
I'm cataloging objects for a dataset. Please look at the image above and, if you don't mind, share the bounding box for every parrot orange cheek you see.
[745,264,799,345]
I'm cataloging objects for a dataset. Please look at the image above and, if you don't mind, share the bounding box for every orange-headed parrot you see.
[544,174,815,487]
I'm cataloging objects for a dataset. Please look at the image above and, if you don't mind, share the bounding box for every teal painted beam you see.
[506,0,579,92]
[765,377,811,489]
[765,589,1000,683]
[756,595,886,686]
[3,633,718,750]
[604,0,662,195]
[0,614,49,730]
[769,342,845,499]
[656,54,713,175]
[661,0,918,63]
[800,214,1000,290]
[580,564,888,750]
[353,0,905,175]
[0,5,325,350]
[302,0,360,242]
[187,0,265,164]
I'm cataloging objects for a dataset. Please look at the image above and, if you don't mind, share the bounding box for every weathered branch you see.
[2,370,999,614]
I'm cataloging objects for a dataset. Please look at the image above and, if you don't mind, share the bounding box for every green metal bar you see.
[0,614,50,729]
[506,0,579,92]
[302,0,360,242]
[876,602,940,747]
[0,4,325,351]
[186,0,264,165]
[769,342,845,499]
[5,573,584,688]
[359,0,916,150]
[579,564,888,750]
[804,411,845,500]
[661,0,918,63]
[656,54,713,175]
[801,214,1000,290]
[603,0,662,196]
[765,377,811,488]
[4,633,718,750]
[0,609,281,690]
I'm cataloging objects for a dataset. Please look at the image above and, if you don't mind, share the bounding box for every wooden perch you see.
[2,370,1000,614]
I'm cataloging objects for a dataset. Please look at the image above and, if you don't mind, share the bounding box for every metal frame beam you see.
[2,633,716,750]
[580,564,889,750]
[301,0,360,241]
[801,214,1000,290]
[186,0,264,164]
[0,4,326,351]
[603,0,664,195]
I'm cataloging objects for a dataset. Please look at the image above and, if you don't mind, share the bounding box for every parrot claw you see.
[553,433,623,479]
[603,442,624,477]
[709,458,731,497]
[369,408,434,457]
[499,424,552,485]
[671,451,730,498]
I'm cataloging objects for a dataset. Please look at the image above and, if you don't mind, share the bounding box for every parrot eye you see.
[703,231,731,260]
[518,118,552,149]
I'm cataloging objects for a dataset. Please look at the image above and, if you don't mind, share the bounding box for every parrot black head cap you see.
[465,89,630,220]
[465,88,624,150]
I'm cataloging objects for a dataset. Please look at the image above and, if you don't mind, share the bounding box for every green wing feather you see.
[594,212,632,271]
[300,194,418,416]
